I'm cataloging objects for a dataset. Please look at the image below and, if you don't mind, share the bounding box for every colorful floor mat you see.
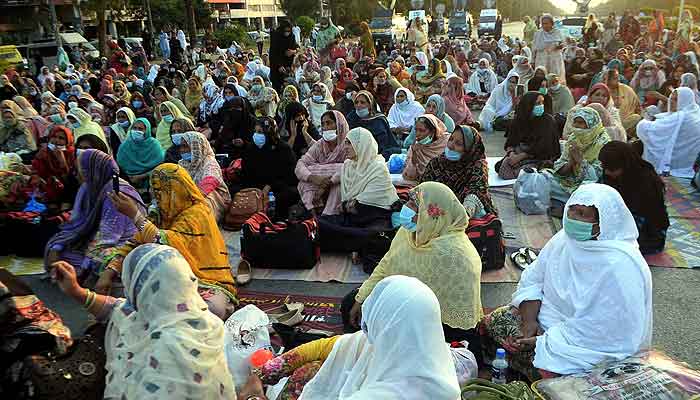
[237,289,344,335]
[0,256,45,276]
[644,177,700,268]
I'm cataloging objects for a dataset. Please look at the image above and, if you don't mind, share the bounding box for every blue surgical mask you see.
[252,84,263,91]
[399,205,417,232]
[563,215,597,241]
[49,114,64,124]
[130,129,146,141]
[132,100,143,109]
[444,147,462,161]
[171,133,185,145]
[356,107,369,118]
[70,121,81,129]
[532,104,545,117]
[163,115,174,123]
[180,152,192,161]
[550,84,561,91]
[312,95,324,102]
[119,120,130,128]
[418,135,432,145]
[253,133,266,148]
[224,94,235,101]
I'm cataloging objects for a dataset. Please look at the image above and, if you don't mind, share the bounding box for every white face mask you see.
[322,130,337,142]
[47,143,67,151]
[67,101,78,110]
[345,92,354,100]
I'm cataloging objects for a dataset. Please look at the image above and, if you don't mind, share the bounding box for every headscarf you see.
[546,73,576,113]
[44,149,141,263]
[466,58,498,96]
[103,244,236,400]
[67,107,109,152]
[443,75,471,125]
[341,127,398,209]
[113,80,131,103]
[156,101,188,150]
[630,59,666,91]
[243,61,259,81]
[387,88,425,129]
[511,183,652,375]
[425,94,455,132]
[416,57,446,86]
[199,83,224,121]
[116,117,164,175]
[479,70,519,129]
[11,96,38,118]
[564,107,609,161]
[511,55,534,83]
[185,78,203,115]
[31,125,76,178]
[110,106,136,143]
[178,131,224,186]
[299,275,460,400]
[403,114,449,182]
[277,85,299,117]
[303,110,349,165]
[680,72,700,104]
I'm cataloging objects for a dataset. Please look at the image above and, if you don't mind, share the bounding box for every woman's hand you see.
[108,192,139,220]
[309,174,330,186]
[238,374,268,399]
[95,268,118,295]
[289,119,298,139]
[50,261,85,300]
[350,300,363,328]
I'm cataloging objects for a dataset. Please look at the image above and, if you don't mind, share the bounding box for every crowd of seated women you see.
[1,11,697,398]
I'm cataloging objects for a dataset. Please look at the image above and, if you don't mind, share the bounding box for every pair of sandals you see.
[511,247,538,270]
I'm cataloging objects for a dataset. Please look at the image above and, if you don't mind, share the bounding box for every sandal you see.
[236,259,252,286]
[510,248,530,270]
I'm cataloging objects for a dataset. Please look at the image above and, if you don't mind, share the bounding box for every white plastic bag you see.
[514,167,550,215]
[449,341,478,387]
[223,305,273,386]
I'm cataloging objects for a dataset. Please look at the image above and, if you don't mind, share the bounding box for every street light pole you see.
[49,0,62,47]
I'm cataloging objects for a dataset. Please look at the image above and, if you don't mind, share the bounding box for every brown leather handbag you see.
[223,188,266,231]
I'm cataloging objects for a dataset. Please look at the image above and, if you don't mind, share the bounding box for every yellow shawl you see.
[356,182,483,330]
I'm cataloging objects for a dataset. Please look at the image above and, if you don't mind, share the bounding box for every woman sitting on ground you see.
[51,244,237,398]
[480,183,652,382]
[415,57,447,103]
[498,91,561,179]
[108,106,135,154]
[31,126,79,211]
[332,81,360,116]
[155,101,190,151]
[421,126,496,219]
[44,149,145,280]
[404,94,455,149]
[0,103,37,158]
[177,131,231,222]
[318,128,398,255]
[637,87,700,178]
[402,114,449,183]
[116,118,164,202]
[526,76,554,114]
[347,91,400,159]
[576,83,626,141]
[479,71,520,132]
[599,141,669,254]
[544,107,610,203]
[603,68,642,138]
[302,82,334,131]
[153,85,191,122]
[345,182,483,350]
[102,163,237,319]
[283,101,320,159]
[387,87,425,140]
[236,117,299,219]
[295,110,348,216]
[443,75,480,129]
[163,117,195,164]
[466,58,499,100]
[247,76,279,118]
[68,107,111,154]
[546,73,576,116]
[244,276,461,400]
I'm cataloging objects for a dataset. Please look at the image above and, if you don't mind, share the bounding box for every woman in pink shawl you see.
[443,76,479,129]
[454,46,471,80]
[294,110,348,216]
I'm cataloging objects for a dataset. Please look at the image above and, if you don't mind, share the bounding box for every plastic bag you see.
[23,195,47,214]
[449,341,478,387]
[223,305,273,386]
[387,153,407,174]
[513,167,550,215]
[533,351,700,400]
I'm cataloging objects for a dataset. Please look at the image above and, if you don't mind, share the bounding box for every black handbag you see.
[240,212,320,270]
[467,214,506,271]
[359,229,396,274]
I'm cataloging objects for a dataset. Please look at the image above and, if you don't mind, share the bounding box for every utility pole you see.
[678,0,685,33]
[49,0,62,46]
[144,0,155,52]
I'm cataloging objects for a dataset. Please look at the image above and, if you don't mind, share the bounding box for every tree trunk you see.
[97,0,107,56]
[184,0,197,46]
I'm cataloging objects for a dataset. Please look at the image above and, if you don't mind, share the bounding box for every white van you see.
[478,9,500,37]
[17,32,99,72]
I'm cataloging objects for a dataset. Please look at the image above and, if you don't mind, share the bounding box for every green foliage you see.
[330,0,377,26]
[213,24,254,48]
[295,16,316,37]
[147,0,211,31]
[280,0,321,21]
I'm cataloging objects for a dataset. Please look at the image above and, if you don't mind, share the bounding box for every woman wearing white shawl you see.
[298,275,460,400]
[532,14,566,85]
[629,59,666,102]
[637,87,700,178]
[466,58,498,96]
[478,70,519,132]
[302,82,334,131]
[680,72,700,105]
[146,65,160,83]
[510,55,534,84]
[177,29,187,50]
[198,83,225,125]
[243,61,259,82]
[387,88,425,131]
[480,183,652,380]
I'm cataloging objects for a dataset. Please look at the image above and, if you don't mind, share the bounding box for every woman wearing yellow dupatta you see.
[101,163,237,320]
[415,58,447,103]
[155,101,190,151]
[345,181,483,347]
[544,106,610,203]
[184,77,203,116]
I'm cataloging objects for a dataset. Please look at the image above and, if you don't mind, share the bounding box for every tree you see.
[280,0,321,21]
[296,16,316,38]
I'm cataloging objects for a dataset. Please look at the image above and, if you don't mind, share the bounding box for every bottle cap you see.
[250,348,274,368]
[496,348,506,358]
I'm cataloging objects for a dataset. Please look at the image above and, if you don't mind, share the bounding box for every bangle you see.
[134,211,148,232]
[83,289,94,308]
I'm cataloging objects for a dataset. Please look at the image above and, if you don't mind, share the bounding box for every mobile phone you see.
[112,175,120,195]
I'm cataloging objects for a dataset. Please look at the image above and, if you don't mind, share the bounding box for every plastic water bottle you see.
[268,191,276,220]
[491,348,509,384]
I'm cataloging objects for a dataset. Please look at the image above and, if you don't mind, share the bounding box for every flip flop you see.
[510,248,530,270]
[524,248,538,264]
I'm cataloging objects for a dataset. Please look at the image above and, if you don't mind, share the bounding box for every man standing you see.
[292,23,301,45]
[256,25,265,55]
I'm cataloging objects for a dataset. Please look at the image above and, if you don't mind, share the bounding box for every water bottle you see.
[491,348,509,384]
[267,191,276,220]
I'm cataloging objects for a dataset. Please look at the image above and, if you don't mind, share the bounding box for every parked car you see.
[556,16,587,39]
[0,45,28,73]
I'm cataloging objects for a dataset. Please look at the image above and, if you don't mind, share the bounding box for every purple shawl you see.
[45,149,143,261]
